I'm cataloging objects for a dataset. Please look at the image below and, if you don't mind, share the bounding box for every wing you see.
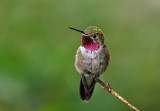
[75,47,86,74]
[99,45,110,73]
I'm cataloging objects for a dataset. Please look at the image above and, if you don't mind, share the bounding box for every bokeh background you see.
[0,0,160,111]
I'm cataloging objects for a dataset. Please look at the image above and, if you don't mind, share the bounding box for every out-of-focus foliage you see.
[0,0,160,111]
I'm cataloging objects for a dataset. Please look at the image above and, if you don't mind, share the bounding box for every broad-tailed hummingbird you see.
[69,26,110,101]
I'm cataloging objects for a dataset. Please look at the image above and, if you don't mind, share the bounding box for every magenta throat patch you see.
[81,35,99,51]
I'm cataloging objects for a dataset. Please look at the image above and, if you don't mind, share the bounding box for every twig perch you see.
[91,74,140,111]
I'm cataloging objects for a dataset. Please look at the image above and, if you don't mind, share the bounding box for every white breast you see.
[80,46,102,59]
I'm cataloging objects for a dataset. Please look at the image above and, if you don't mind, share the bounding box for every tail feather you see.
[79,75,96,101]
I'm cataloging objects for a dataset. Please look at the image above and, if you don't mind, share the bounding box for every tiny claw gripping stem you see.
[94,76,99,82]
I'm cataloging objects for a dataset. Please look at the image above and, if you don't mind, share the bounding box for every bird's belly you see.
[83,55,105,75]
[75,46,107,75]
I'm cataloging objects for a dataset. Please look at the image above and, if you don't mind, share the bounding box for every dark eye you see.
[93,35,96,38]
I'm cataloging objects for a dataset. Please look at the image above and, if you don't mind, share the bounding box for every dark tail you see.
[79,75,96,101]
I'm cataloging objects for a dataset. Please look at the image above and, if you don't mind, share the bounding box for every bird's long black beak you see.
[69,27,85,34]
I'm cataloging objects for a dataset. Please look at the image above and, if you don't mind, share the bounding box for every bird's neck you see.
[81,35,99,51]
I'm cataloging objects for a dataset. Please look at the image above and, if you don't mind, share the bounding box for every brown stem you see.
[91,74,140,111]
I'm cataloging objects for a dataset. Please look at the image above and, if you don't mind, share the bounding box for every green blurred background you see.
[0,0,160,111]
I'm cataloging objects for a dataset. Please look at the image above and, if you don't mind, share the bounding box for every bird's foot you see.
[84,70,99,82]
[94,75,99,82]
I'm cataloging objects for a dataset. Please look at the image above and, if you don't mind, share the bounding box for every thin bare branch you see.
[91,74,140,111]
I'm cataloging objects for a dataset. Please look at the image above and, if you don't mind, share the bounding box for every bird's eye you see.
[93,35,96,38]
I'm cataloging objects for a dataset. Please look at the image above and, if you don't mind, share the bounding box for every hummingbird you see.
[69,26,110,102]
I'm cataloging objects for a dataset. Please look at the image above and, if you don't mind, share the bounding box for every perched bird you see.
[69,26,110,102]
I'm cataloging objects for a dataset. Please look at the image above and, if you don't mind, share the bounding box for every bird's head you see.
[69,26,105,50]
[84,26,104,45]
